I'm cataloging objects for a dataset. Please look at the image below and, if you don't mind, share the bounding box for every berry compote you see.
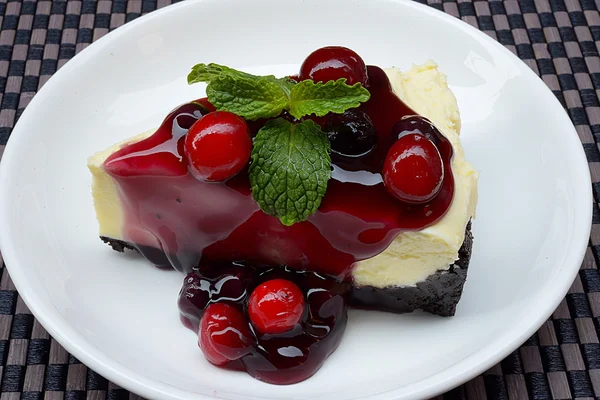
[178,262,349,384]
[103,67,454,277]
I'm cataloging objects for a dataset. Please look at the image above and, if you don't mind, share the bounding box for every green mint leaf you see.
[288,78,371,119]
[207,75,289,120]
[187,63,255,84]
[249,118,331,226]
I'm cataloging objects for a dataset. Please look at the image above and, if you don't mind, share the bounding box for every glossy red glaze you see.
[299,46,368,86]
[248,279,305,334]
[104,65,454,277]
[383,133,444,204]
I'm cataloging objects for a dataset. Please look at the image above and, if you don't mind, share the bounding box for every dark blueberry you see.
[323,109,377,157]
[177,264,254,331]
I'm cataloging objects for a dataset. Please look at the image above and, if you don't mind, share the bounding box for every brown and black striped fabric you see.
[0,0,598,399]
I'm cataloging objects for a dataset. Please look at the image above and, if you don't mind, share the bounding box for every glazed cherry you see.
[391,115,441,144]
[199,303,254,366]
[322,109,376,157]
[299,46,368,86]
[248,279,305,334]
[382,133,444,204]
[184,111,252,181]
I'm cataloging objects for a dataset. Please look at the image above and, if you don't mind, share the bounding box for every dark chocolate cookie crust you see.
[350,222,473,317]
[100,236,135,252]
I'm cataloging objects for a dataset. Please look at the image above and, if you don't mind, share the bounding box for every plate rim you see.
[0,0,593,399]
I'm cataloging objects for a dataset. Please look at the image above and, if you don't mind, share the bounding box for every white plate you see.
[0,0,592,399]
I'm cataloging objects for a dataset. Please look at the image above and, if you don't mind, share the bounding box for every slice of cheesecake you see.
[88,61,478,317]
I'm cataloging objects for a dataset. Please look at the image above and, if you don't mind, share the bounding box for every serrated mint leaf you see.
[207,75,289,120]
[249,118,331,226]
[288,78,371,119]
[187,63,255,84]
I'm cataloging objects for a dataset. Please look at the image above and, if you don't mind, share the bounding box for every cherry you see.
[184,111,252,182]
[248,279,305,334]
[322,109,376,157]
[199,303,254,366]
[391,115,440,144]
[382,133,444,204]
[299,46,368,86]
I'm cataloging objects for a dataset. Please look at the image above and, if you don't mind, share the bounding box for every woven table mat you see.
[0,0,598,399]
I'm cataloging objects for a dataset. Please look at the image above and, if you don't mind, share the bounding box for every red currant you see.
[184,111,252,182]
[299,46,368,86]
[382,133,444,204]
[248,279,305,335]
[198,303,253,366]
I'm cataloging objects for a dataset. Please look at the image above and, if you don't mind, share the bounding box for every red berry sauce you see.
[103,66,454,277]
[178,263,349,384]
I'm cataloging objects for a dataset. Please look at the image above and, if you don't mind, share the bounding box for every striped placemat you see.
[0,1,598,399]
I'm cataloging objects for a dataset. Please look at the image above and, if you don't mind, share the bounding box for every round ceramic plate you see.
[0,0,592,399]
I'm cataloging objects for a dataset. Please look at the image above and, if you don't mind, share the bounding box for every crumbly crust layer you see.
[350,222,473,317]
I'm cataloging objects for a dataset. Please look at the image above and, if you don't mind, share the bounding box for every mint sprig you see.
[187,63,370,120]
[249,118,331,226]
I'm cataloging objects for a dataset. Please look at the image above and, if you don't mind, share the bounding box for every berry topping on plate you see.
[177,263,349,384]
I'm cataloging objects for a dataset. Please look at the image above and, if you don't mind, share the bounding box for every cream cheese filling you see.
[88,130,154,239]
